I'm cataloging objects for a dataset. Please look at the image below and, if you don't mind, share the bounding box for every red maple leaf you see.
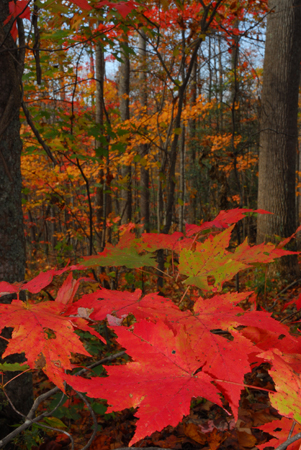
[0,269,57,297]
[257,418,301,450]
[65,320,223,445]
[69,0,92,10]
[179,294,291,417]
[66,288,292,422]
[96,0,137,18]
[0,266,90,298]
[0,301,88,390]
[4,1,30,40]
[65,289,185,324]
[140,231,185,252]
[65,287,143,319]
[0,274,105,390]
[215,208,271,227]
[185,208,271,237]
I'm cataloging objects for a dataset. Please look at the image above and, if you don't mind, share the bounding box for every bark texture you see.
[0,3,33,439]
[95,38,107,250]
[138,31,150,232]
[257,0,301,254]
[188,58,197,224]
[119,35,132,224]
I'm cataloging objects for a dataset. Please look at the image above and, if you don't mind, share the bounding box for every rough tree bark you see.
[188,58,198,224]
[0,2,33,439]
[257,0,301,277]
[138,30,150,232]
[95,35,107,250]
[119,34,132,224]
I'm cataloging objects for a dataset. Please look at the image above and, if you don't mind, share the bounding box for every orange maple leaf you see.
[0,299,102,391]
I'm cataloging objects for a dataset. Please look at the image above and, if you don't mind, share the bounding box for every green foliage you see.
[0,363,30,372]
[13,426,43,450]
[246,266,276,297]
[49,393,81,421]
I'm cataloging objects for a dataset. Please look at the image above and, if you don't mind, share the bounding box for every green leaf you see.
[91,402,107,415]
[0,362,30,372]
[116,128,129,137]
[95,147,109,158]
[111,142,126,153]
[46,2,69,13]
[80,246,156,269]
[41,417,67,429]
[70,154,88,161]
[23,146,39,155]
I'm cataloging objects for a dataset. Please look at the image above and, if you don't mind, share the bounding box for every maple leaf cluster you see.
[4,0,137,41]
[0,209,301,446]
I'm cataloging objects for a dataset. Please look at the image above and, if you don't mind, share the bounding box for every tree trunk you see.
[95,36,107,250]
[0,4,33,439]
[179,123,185,233]
[139,30,150,232]
[257,0,301,277]
[188,58,198,224]
[119,34,132,224]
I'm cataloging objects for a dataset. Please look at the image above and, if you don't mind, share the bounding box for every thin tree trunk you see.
[179,123,185,232]
[120,34,132,224]
[188,58,197,224]
[139,30,150,232]
[218,34,223,132]
[95,36,105,250]
[156,1,223,288]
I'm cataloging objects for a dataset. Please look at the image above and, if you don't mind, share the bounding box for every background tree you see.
[95,26,106,250]
[257,0,301,276]
[20,0,268,273]
[138,30,150,232]
[0,1,33,438]
[119,33,132,224]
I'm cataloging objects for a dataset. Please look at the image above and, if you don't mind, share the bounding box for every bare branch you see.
[21,100,58,164]
[77,391,98,450]
[0,351,126,448]
[274,432,301,450]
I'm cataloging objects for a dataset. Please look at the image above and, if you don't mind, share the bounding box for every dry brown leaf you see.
[184,423,207,445]
[237,430,257,448]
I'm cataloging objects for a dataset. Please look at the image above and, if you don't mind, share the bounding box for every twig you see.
[0,389,66,448]
[21,100,57,164]
[274,432,301,450]
[33,423,74,450]
[178,286,190,306]
[288,420,296,439]
[3,389,26,417]
[268,277,301,312]
[0,351,126,448]
[76,391,98,450]
[277,278,301,297]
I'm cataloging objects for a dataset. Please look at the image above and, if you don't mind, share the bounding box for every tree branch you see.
[21,100,57,164]
[0,351,126,448]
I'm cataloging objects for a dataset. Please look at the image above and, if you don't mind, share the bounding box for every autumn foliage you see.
[2,0,301,448]
[1,209,301,446]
